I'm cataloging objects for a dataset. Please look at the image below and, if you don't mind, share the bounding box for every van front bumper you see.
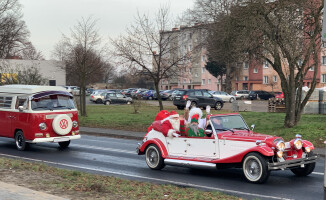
[28,135,81,143]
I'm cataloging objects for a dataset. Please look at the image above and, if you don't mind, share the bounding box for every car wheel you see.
[15,131,28,151]
[105,101,110,105]
[149,97,153,100]
[229,97,235,103]
[240,96,244,100]
[59,141,70,148]
[191,101,197,108]
[96,99,102,104]
[290,152,316,176]
[145,144,165,170]
[242,152,270,183]
[214,102,222,110]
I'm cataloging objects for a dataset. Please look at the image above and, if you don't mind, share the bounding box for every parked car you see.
[132,89,148,98]
[160,90,174,100]
[231,90,250,100]
[274,92,284,99]
[142,90,156,100]
[210,91,236,103]
[103,92,132,105]
[248,90,275,100]
[90,90,108,104]
[173,89,224,110]
[0,85,80,150]
[137,113,317,183]
[64,86,80,95]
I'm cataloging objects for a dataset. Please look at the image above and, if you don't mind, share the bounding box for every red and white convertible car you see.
[137,113,318,183]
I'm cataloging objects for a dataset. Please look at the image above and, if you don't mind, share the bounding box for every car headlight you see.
[293,138,302,150]
[72,120,78,128]
[39,123,47,130]
[275,140,285,151]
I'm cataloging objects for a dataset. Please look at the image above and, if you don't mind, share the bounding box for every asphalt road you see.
[0,135,324,200]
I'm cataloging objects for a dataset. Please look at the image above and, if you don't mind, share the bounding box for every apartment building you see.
[159,25,221,91]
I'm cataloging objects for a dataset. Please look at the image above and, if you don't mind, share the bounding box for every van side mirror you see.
[251,124,255,131]
[18,106,24,112]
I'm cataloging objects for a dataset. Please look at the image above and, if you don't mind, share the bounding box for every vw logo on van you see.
[59,119,68,129]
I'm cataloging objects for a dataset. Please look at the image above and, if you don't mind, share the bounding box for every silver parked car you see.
[231,90,250,100]
[209,91,236,103]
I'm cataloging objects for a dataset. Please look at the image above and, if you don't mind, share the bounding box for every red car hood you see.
[219,131,279,142]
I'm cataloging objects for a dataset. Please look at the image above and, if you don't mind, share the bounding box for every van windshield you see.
[32,95,75,111]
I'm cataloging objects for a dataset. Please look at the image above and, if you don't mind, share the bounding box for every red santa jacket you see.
[152,118,185,137]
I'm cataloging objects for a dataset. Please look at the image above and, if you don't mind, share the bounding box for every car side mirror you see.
[205,129,212,134]
[18,106,24,112]
[251,124,255,131]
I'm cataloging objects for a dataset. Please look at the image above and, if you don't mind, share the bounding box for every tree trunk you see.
[154,81,163,110]
[284,78,296,128]
[225,63,232,93]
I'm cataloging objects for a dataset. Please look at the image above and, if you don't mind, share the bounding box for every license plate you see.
[53,138,70,142]
[176,97,180,100]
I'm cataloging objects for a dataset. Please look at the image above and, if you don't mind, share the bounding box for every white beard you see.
[169,118,180,131]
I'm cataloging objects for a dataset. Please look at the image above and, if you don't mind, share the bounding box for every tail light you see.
[91,95,94,98]
[182,95,188,100]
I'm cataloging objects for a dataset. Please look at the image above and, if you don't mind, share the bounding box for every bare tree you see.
[53,17,106,116]
[232,0,322,127]
[111,5,193,110]
[0,0,31,58]
[20,42,44,60]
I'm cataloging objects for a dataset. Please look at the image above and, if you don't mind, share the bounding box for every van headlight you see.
[72,120,78,128]
[39,123,47,130]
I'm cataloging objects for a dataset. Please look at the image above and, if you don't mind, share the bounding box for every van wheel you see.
[15,131,28,151]
[59,141,70,148]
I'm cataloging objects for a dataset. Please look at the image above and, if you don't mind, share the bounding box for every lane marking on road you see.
[0,153,294,200]
[71,144,136,154]
[77,138,137,146]
[312,172,324,175]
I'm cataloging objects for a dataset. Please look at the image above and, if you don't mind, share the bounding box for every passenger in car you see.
[186,114,205,137]
[184,101,210,129]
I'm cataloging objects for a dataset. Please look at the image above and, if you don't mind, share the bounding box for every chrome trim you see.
[46,113,73,119]
[164,159,217,168]
[27,135,81,143]
[268,155,318,170]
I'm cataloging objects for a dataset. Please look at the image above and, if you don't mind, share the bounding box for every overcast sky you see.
[20,0,194,60]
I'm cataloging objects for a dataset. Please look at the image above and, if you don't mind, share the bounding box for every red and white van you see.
[0,85,81,150]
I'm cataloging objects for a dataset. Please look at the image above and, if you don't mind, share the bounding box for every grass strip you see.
[0,157,238,200]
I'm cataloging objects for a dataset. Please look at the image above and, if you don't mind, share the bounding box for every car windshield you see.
[210,115,248,131]
[32,95,75,111]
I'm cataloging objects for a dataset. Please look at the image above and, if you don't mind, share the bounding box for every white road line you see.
[0,153,293,200]
[72,144,135,154]
[312,172,324,175]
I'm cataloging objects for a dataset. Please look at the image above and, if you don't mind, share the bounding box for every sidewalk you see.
[80,126,326,157]
[0,182,68,200]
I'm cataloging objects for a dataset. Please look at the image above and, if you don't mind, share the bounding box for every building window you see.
[162,80,164,84]
[263,60,269,68]
[195,73,198,77]
[183,79,186,83]
[189,79,192,83]
[273,75,277,82]
[202,79,205,85]
[189,68,192,74]
[309,66,314,71]
[202,55,205,62]
[253,68,258,73]
[243,62,249,69]
[322,74,326,83]
[208,79,211,84]
[322,56,326,65]
[202,67,205,73]
[263,76,268,84]
[188,44,192,51]
[244,76,248,81]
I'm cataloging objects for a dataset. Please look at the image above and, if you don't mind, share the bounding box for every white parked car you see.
[210,91,236,103]
[64,86,80,96]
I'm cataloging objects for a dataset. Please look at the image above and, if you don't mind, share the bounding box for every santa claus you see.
[147,110,170,132]
[161,111,185,138]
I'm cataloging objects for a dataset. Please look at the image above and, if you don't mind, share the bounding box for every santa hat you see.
[191,114,199,123]
[154,110,170,121]
[169,110,179,118]
[189,107,203,119]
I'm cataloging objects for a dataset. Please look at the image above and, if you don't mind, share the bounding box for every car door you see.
[202,91,216,106]
[194,90,205,106]
[116,93,126,103]
[165,137,187,156]
[109,93,118,103]
[186,136,218,158]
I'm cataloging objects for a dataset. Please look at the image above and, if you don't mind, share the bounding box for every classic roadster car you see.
[137,113,318,183]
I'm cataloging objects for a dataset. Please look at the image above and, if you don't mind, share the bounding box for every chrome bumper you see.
[268,155,319,170]
[28,135,81,143]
